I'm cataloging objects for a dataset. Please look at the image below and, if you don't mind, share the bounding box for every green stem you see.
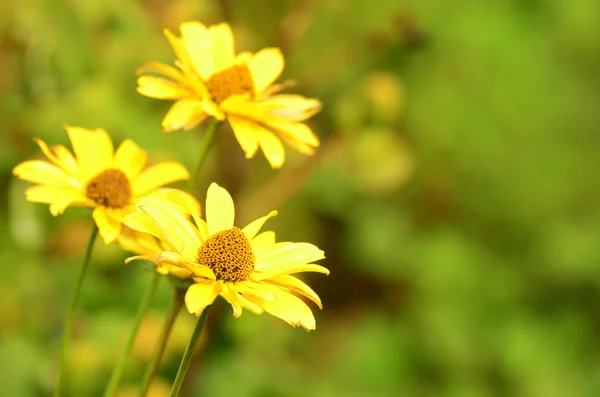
[102,271,161,397]
[187,120,220,193]
[138,288,186,397]
[54,224,99,397]
[169,305,213,397]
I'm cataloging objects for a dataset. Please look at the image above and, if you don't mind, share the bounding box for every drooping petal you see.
[116,227,162,256]
[220,283,243,318]
[242,210,277,240]
[113,139,147,179]
[209,23,235,73]
[13,160,79,187]
[185,280,221,316]
[162,99,208,132]
[135,196,201,258]
[205,183,235,235]
[137,76,191,99]
[65,126,114,183]
[266,120,320,148]
[246,287,316,331]
[227,115,260,159]
[24,185,94,215]
[248,48,284,94]
[265,275,323,309]
[255,127,285,169]
[180,22,213,80]
[93,207,122,243]
[131,162,189,196]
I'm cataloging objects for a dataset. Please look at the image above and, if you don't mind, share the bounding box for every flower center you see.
[86,168,132,208]
[198,227,255,282]
[205,64,255,104]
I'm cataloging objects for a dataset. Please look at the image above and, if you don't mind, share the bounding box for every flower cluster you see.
[13,21,327,330]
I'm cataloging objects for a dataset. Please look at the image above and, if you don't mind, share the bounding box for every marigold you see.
[13,126,190,243]
[124,183,328,330]
[137,21,322,168]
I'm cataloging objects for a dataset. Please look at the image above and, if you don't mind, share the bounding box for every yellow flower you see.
[124,183,329,330]
[137,21,322,169]
[13,126,190,243]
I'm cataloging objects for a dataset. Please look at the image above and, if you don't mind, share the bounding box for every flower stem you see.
[169,305,213,397]
[138,287,186,397]
[102,271,161,397]
[54,223,98,397]
[187,120,220,193]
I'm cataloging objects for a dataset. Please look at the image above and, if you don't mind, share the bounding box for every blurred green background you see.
[3,0,600,396]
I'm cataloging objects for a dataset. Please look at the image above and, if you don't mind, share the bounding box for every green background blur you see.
[2,0,600,396]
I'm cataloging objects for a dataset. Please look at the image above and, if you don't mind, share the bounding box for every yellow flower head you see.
[124,183,329,331]
[137,21,322,169]
[13,126,190,243]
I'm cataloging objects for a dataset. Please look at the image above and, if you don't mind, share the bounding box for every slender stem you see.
[138,288,186,397]
[187,120,220,193]
[102,272,161,397]
[54,224,99,397]
[169,305,213,397]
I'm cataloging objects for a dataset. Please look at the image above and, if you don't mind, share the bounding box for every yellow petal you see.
[256,242,325,268]
[180,22,213,80]
[205,183,235,235]
[137,61,185,82]
[209,23,235,73]
[65,126,114,183]
[13,160,79,187]
[113,139,147,179]
[150,189,207,243]
[137,76,191,99]
[249,48,284,94]
[34,138,79,176]
[227,115,260,159]
[162,99,208,132]
[253,263,330,280]
[93,207,122,243]
[247,287,316,331]
[24,185,93,215]
[220,283,243,318]
[122,212,166,243]
[116,228,162,255]
[266,275,323,309]
[255,127,285,169]
[131,162,189,196]
[236,294,264,315]
[185,280,221,316]
[135,196,200,258]
[52,144,78,175]
[242,210,277,240]
[267,121,319,155]
[261,95,322,122]
[251,231,276,256]
[164,28,194,70]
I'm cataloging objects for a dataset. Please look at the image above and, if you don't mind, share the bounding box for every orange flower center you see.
[86,168,132,208]
[198,227,255,282]
[205,64,255,104]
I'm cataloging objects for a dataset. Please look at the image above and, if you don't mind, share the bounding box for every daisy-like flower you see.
[137,21,322,169]
[124,183,329,330]
[13,126,190,243]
